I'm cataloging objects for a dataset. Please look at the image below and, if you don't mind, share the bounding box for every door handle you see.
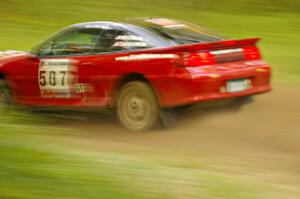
[81,62,96,67]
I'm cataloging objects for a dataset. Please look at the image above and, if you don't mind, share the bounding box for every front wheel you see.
[116,81,160,131]
[0,79,12,120]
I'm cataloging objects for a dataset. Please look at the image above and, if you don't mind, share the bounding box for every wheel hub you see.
[128,96,146,119]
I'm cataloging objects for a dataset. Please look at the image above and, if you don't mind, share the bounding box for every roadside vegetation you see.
[1,118,298,199]
[0,1,299,198]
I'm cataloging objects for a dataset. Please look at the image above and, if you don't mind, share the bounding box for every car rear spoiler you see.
[147,38,261,53]
[177,37,260,51]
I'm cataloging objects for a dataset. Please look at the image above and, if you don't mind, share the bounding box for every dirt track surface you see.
[50,86,300,179]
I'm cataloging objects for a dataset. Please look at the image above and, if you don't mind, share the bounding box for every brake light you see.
[183,52,216,67]
[243,46,261,60]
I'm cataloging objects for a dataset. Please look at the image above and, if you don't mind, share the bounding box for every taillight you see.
[243,46,261,60]
[183,52,216,67]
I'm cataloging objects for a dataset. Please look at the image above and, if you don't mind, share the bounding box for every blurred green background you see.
[0,0,299,84]
[0,1,300,199]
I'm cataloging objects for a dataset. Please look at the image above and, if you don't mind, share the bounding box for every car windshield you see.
[31,27,76,55]
[131,18,224,45]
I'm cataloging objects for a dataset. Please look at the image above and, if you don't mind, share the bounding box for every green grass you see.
[0,111,298,199]
[0,121,297,199]
[0,1,299,198]
[0,126,149,199]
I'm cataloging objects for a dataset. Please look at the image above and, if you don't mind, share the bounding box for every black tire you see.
[0,79,12,120]
[116,81,160,131]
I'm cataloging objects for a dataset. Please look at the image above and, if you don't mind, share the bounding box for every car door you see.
[31,24,155,108]
[33,26,105,107]
[74,26,156,107]
[74,27,118,107]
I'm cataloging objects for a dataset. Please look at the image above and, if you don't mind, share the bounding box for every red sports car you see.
[0,18,271,130]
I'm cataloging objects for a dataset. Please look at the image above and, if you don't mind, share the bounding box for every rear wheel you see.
[116,81,160,131]
[0,79,12,120]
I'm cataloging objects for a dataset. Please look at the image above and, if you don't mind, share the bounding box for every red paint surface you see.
[0,38,271,109]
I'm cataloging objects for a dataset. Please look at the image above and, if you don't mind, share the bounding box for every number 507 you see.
[39,70,67,87]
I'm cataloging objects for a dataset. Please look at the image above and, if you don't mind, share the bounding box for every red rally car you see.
[0,18,271,130]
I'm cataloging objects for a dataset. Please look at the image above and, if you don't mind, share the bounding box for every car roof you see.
[68,21,171,47]
[70,21,134,30]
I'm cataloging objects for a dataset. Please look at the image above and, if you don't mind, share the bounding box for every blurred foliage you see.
[0,0,299,82]
[0,1,300,197]
[0,123,297,199]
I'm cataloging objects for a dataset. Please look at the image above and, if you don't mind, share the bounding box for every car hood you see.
[0,50,31,66]
[0,50,27,59]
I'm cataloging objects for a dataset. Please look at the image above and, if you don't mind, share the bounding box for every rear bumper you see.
[156,62,271,107]
[172,84,271,107]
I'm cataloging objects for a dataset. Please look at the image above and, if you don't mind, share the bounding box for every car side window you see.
[93,29,118,53]
[110,29,153,52]
[92,28,153,53]
[39,28,103,56]
[36,26,153,56]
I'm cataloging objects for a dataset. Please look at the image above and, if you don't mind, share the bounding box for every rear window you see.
[134,18,224,45]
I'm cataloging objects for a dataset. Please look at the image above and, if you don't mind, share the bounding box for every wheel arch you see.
[0,72,14,99]
[110,73,160,108]
[0,72,5,80]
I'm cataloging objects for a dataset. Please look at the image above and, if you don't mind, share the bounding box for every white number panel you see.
[38,59,78,98]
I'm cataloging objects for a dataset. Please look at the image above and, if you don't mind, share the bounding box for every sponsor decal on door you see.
[38,59,78,98]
